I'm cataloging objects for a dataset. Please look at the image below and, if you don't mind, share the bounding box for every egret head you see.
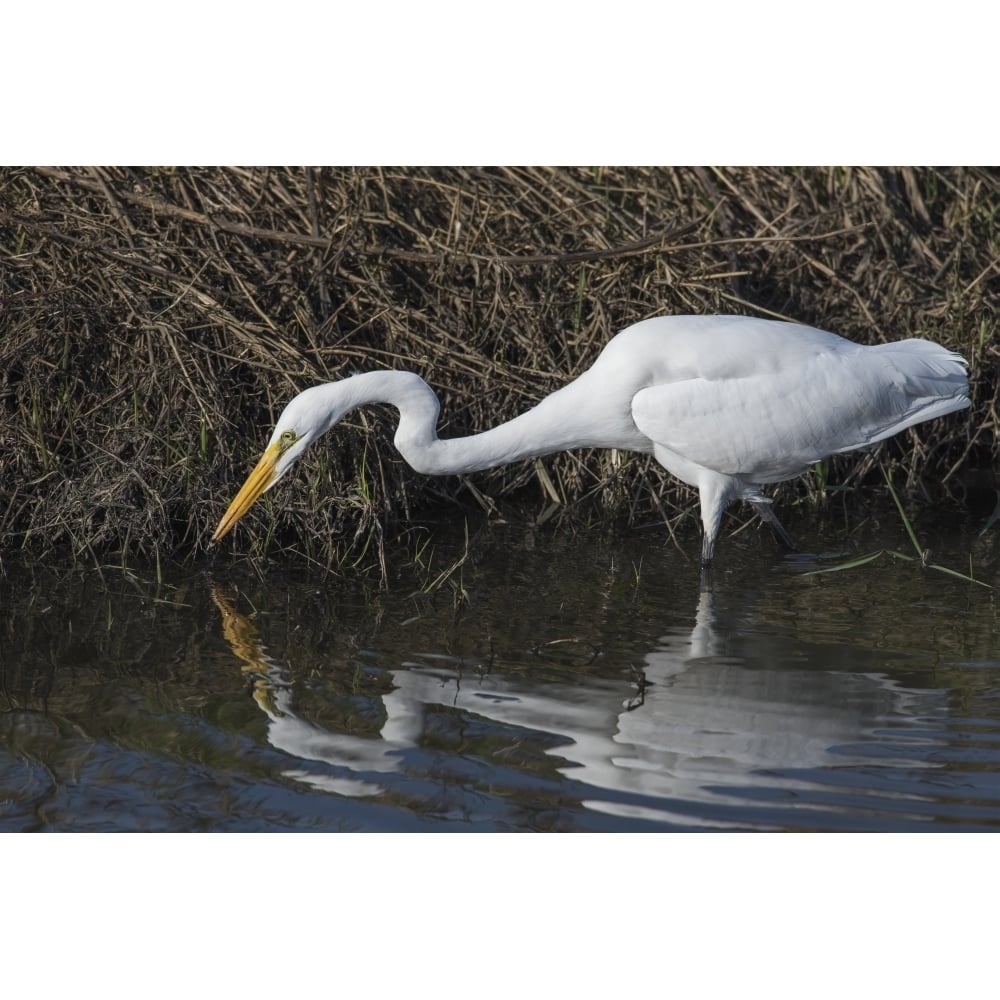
[211,387,341,543]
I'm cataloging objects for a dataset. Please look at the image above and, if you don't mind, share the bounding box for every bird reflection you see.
[210,582,939,827]
[211,586,410,797]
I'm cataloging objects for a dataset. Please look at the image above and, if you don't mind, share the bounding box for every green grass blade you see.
[927,562,992,588]
[800,550,885,576]
[978,493,1000,538]
[882,467,925,559]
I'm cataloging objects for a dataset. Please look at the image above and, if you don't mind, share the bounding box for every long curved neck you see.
[327,369,611,477]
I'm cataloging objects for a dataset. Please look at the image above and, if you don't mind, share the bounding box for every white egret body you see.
[212,315,969,564]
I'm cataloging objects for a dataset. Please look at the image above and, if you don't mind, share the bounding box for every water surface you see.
[3,515,999,831]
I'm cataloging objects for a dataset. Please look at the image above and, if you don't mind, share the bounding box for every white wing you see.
[631,338,968,482]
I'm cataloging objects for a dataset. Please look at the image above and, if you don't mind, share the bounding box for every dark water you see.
[3,514,1000,832]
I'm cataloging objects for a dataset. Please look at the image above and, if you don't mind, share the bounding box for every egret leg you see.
[749,498,796,551]
[698,474,737,568]
[700,531,717,568]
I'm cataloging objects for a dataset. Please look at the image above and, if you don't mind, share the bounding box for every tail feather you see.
[830,339,969,454]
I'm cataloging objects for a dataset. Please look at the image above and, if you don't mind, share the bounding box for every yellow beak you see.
[212,442,282,542]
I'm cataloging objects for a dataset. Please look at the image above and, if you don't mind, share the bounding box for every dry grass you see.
[1,166,996,573]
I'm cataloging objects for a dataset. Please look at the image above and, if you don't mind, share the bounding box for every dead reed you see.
[0,166,996,572]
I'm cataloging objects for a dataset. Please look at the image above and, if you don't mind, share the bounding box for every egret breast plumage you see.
[212,314,969,565]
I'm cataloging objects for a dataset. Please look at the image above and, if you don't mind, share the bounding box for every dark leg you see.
[749,498,796,551]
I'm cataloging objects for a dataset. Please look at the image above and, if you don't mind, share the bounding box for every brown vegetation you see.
[0,166,996,571]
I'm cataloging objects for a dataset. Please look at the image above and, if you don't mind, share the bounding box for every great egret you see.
[212,315,969,564]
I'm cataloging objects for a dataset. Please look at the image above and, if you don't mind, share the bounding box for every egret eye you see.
[279,429,297,450]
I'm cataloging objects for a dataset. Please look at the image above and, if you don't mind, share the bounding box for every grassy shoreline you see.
[1,167,995,571]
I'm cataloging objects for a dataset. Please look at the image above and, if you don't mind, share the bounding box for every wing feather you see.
[631,342,968,482]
